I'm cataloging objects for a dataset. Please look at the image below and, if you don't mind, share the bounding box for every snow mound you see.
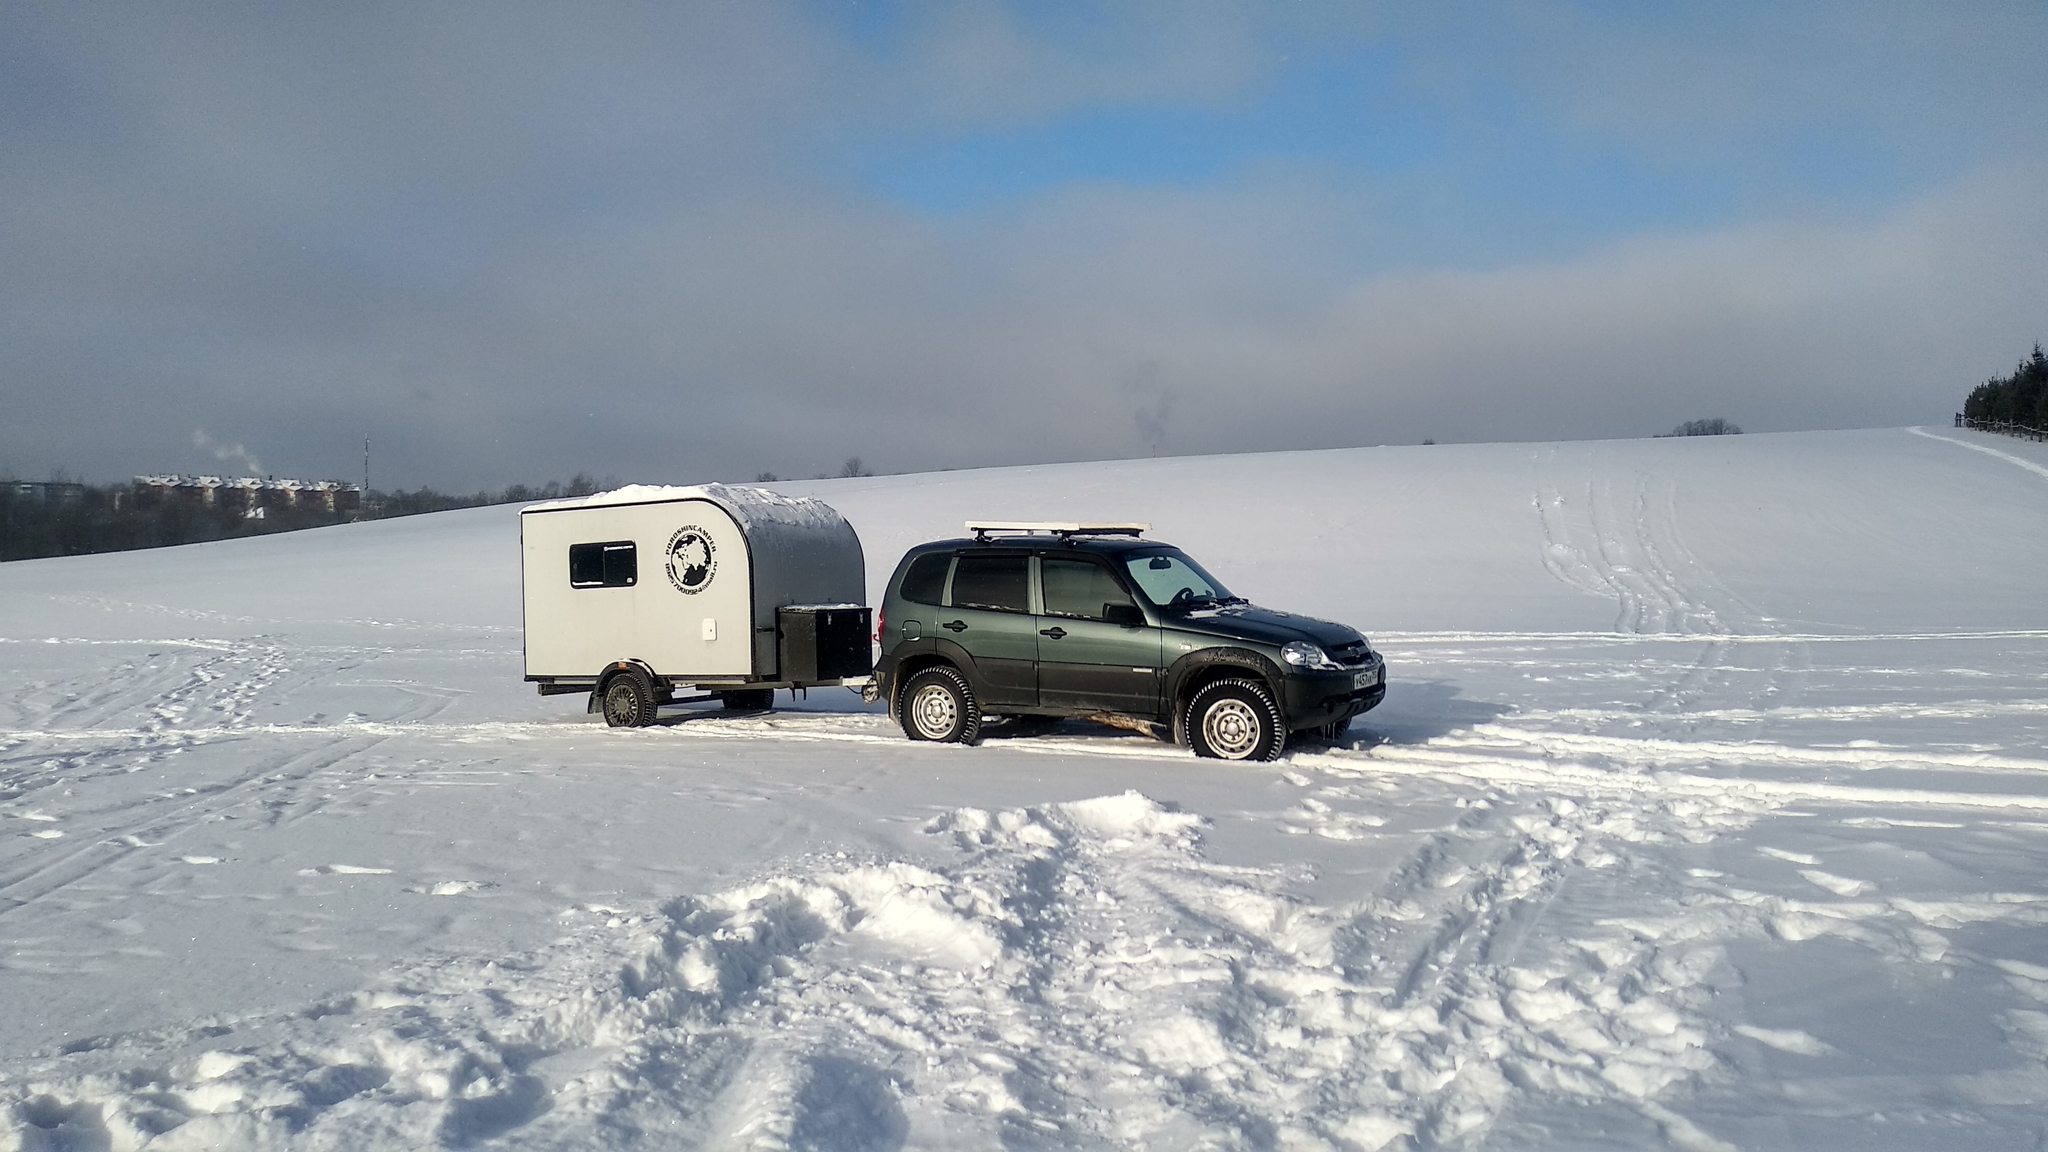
[0,788,1863,1149]
[6,428,2048,1147]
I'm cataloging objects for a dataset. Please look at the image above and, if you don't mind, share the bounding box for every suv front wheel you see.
[900,667,983,745]
[1187,678,1286,761]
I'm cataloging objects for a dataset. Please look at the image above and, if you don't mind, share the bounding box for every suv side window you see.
[1040,555,1137,621]
[898,552,951,606]
[949,554,1030,613]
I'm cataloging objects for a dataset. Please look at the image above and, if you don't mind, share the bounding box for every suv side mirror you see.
[1102,602,1144,627]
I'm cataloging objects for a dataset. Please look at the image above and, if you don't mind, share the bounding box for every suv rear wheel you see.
[1187,678,1286,761]
[900,667,982,744]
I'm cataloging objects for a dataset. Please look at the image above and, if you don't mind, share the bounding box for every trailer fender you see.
[589,659,663,714]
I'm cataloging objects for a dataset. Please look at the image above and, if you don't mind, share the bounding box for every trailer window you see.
[569,541,638,588]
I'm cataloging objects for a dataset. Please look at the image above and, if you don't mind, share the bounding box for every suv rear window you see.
[897,552,951,606]
[949,554,1029,613]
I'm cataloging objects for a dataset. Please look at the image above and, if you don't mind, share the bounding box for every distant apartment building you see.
[4,481,89,506]
[132,475,362,516]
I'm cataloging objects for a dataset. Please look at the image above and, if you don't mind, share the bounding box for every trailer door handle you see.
[942,620,967,632]
[1039,626,1066,640]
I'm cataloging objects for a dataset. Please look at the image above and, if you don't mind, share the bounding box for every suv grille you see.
[1326,641,1371,667]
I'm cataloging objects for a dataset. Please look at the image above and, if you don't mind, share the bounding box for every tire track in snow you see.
[1532,448,1806,728]
[1377,629,2048,645]
[1305,741,2048,815]
[1,639,296,737]
[1908,426,2048,484]
[1534,454,1723,636]
[0,735,388,917]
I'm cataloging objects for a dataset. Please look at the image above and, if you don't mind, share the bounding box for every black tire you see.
[1186,678,1286,761]
[718,688,775,713]
[899,667,981,744]
[1313,717,1351,744]
[600,673,657,728]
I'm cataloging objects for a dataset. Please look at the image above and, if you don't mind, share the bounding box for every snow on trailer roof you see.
[521,483,850,534]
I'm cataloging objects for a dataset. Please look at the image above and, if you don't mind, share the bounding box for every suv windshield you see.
[1121,550,1238,608]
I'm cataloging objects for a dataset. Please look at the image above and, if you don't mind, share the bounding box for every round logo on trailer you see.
[665,526,717,594]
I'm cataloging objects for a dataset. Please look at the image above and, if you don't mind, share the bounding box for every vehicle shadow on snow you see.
[634,679,1508,756]
[1341,678,1512,750]
[649,689,885,726]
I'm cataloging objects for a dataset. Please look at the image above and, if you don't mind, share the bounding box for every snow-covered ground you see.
[3,426,2047,1150]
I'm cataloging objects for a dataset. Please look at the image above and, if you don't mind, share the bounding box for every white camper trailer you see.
[520,484,871,726]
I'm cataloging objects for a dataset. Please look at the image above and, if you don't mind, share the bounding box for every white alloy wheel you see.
[899,666,982,744]
[1186,678,1285,761]
[1200,697,1263,759]
[911,682,960,739]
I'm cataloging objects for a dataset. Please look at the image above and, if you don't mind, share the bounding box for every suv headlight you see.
[1281,641,1344,671]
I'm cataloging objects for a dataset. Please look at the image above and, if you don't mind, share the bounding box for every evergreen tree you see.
[1964,344,2048,430]
[1659,418,1741,437]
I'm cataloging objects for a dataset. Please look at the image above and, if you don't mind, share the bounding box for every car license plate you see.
[1354,668,1381,689]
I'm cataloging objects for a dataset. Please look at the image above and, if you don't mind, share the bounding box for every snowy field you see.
[3,426,2048,1150]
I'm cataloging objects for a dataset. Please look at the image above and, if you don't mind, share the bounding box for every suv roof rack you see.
[966,521,1149,542]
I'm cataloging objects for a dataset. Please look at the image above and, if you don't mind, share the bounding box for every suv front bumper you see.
[1281,661,1386,730]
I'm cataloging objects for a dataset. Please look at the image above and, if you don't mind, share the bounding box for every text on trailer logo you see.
[665,526,717,593]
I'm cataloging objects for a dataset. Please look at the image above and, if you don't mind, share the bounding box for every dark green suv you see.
[873,524,1385,760]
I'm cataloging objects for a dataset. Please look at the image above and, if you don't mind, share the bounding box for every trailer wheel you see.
[718,689,774,713]
[900,667,981,745]
[1186,678,1286,761]
[600,673,657,728]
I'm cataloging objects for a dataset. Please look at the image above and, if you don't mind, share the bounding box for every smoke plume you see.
[192,429,263,477]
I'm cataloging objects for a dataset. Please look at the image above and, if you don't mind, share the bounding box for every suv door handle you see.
[942,620,967,632]
[1039,626,1067,639]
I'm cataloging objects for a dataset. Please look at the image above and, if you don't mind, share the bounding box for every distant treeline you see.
[1658,418,1741,437]
[0,473,610,563]
[1962,344,2048,438]
[370,473,610,517]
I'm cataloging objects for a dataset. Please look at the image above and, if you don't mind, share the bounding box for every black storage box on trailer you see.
[779,605,873,682]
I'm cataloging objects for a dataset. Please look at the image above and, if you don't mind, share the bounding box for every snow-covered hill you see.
[3,427,2047,1149]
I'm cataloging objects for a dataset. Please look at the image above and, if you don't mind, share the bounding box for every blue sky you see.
[2,2,2045,487]
[837,3,1963,263]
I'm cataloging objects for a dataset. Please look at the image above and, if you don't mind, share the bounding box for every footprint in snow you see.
[1797,869,1873,897]
[425,880,485,896]
[1733,1024,1838,1056]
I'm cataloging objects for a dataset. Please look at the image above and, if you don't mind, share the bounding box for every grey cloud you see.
[1386,1,2048,178]
[1,3,2044,490]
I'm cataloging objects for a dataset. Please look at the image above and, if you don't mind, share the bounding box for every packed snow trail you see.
[3,428,2048,1148]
